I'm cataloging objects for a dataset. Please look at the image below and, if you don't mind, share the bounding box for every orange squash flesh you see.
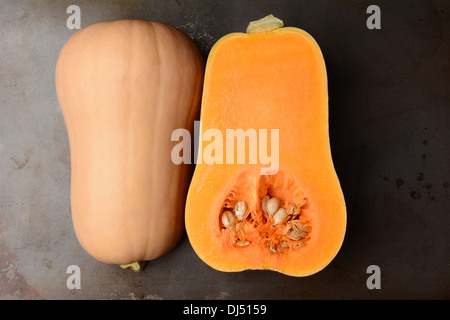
[185,16,346,277]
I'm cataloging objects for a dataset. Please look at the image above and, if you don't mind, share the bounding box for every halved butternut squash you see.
[185,15,346,277]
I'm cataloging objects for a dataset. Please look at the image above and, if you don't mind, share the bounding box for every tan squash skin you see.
[55,20,204,266]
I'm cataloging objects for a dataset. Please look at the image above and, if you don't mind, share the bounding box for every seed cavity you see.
[220,192,310,253]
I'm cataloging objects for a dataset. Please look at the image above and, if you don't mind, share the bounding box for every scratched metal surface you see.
[0,0,449,300]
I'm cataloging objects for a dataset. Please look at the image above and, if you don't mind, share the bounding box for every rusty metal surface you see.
[0,0,449,300]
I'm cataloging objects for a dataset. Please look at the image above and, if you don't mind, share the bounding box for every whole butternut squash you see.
[56,19,204,271]
[185,15,346,277]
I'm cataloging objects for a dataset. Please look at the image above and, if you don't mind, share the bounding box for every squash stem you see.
[246,14,284,34]
[120,261,146,272]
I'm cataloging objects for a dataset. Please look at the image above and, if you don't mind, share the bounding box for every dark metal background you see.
[0,0,449,299]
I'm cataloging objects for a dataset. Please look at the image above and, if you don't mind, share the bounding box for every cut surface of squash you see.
[185,15,346,277]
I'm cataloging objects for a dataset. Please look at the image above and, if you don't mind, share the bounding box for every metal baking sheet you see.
[0,0,449,300]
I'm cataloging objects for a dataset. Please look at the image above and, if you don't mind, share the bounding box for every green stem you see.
[120,261,146,272]
[246,14,284,34]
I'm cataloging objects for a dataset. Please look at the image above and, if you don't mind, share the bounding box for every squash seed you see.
[235,201,247,220]
[280,240,289,248]
[236,240,251,247]
[266,197,280,216]
[221,210,236,228]
[261,195,270,214]
[272,208,287,225]
[299,198,308,207]
[285,221,310,241]
[287,204,297,215]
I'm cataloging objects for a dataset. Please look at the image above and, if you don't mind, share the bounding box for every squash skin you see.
[185,26,346,277]
[56,20,204,265]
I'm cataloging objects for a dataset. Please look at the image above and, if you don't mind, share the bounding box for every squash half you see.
[185,15,346,277]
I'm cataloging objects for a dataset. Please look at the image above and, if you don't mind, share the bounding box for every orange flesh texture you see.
[185,27,346,276]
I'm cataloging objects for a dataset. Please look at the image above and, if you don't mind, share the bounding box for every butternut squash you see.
[185,15,346,276]
[55,19,204,271]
